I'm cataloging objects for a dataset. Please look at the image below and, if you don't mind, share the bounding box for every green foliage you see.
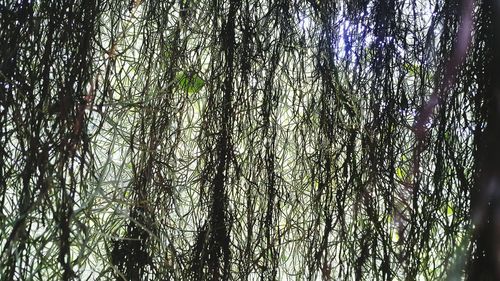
[0,0,495,280]
[176,71,205,94]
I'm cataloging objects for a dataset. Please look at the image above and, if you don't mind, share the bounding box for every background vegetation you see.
[1,0,500,280]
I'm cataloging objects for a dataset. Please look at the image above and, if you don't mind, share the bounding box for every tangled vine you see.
[1,0,500,280]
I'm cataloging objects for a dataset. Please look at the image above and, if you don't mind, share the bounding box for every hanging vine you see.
[1,0,499,280]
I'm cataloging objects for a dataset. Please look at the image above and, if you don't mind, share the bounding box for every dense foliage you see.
[1,0,500,280]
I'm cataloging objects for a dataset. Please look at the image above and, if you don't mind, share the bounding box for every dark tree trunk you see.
[469,0,500,280]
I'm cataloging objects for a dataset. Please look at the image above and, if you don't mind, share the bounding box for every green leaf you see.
[444,131,451,141]
[386,215,393,224]
[403,62,419,76]
[176,71,205,94]
[396,167,406,180]
[447,205,454,216]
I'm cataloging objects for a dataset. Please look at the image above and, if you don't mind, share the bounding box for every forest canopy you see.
[1,0,500,280]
